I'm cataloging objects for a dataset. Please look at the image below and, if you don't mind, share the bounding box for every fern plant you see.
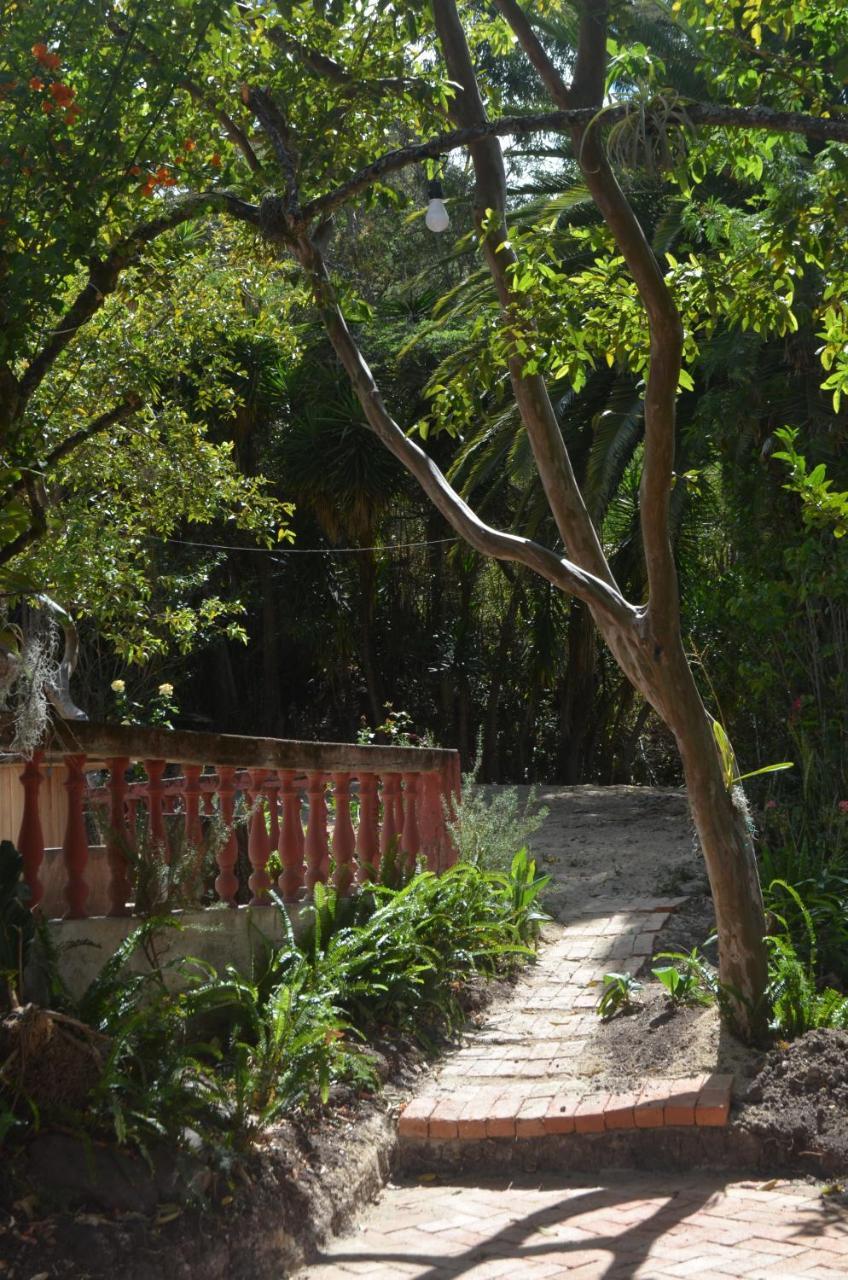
[765,879,848,1037]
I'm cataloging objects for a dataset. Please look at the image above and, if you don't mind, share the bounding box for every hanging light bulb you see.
[425,177,450,233]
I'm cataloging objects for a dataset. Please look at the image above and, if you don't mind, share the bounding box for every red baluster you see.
[145,759,167,857]
[304,772,329,891]
[62,753,89,918]
[278,770,304,899]
[215,767,238,906]
[183,764,203,852]
[247,769,271,905]
[332,772,355,895]
[401,773,420,870]
[106,756,131,916]
[380,772,401,856]
[355,772,378,883]
[418,771,443,872]
[18,752,45,911]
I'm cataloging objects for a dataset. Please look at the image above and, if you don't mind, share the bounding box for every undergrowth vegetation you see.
[0,848,549,1166]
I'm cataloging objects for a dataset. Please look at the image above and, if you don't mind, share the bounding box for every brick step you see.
[398,1073,733,1142]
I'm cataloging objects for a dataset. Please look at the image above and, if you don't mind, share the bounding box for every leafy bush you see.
[449,752,549,871]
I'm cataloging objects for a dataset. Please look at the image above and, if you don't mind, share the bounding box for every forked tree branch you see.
[293,235,635,629]
[431,0,617,591]
[495,0,683,637]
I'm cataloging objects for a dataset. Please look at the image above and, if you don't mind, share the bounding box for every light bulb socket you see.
[427,177,444,200]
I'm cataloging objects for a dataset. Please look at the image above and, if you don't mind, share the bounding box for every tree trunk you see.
[660,641,769,1037]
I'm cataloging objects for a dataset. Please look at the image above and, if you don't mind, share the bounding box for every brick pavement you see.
[398,896,735,1141]
[301,1173,848,1279]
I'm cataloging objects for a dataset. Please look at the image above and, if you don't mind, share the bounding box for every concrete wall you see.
[28,902,314,1002]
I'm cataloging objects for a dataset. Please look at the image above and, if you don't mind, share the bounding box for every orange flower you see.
[128,163,141,176]
[155,165,170,181]
[183,138,196,151]
[41,98,54,114]
[209,152,222,168]
[29,76,44,91]
[64,103,81,124]
[32,44,61,70]
[49,81,75,104]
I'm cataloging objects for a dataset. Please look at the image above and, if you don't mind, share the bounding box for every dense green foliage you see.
[0,851,548,1159]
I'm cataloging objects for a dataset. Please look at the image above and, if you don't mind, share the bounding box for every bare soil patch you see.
[735,1029,848,1173]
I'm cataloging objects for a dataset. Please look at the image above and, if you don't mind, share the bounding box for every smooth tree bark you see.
[238,1,773,1037]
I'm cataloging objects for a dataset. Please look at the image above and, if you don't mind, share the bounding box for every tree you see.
[0,1,288,664]
[5,0,847,1037]
[215,0,845,1038]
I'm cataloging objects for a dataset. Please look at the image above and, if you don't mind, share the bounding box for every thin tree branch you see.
[241,87,300,216]
[492,0,574,107]
[495,0,683,637]
[265,26,435,101]
[0,478,47,570]
[293,234,635,629]
[9,397,142,496]
[431,0,617,590]
[18,193,259,407]
[301,103,848,222]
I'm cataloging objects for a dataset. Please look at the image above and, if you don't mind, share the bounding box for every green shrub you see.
[596,972,643,1020]
[449,752,549,871]
[2,849,549,1161]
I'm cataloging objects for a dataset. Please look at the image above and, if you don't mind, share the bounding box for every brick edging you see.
[399,1073,733,1142]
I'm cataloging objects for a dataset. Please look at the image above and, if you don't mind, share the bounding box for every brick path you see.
[399,897,734,1139]
[301,1172,848,1278]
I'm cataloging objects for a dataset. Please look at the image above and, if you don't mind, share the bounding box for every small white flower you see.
[158,683,174,697]
[111,679,126,694]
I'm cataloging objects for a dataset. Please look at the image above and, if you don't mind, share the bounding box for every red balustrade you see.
[401,773,421,869]
[332,772,355,894]
[214,766,239,907]
[12,723,459,919]
[247,769,272,905]
[63,753,89,918]
[355,771,379,883]
[380,772,402,856]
